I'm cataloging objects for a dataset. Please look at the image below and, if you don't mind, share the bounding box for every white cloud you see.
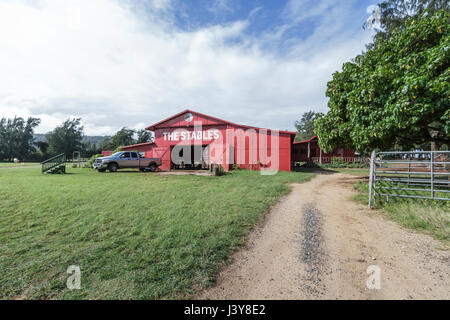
[0,0,373,135]
[208,0,234,16]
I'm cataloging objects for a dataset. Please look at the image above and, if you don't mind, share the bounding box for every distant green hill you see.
[34,134,109,146]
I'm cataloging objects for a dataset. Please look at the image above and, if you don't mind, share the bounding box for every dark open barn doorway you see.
[171,145,210,170]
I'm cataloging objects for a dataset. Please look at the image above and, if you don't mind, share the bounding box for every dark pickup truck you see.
[93,151,162,172]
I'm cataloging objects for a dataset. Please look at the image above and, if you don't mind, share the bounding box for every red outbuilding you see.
[101,151,113,157]
[121,109,297,172]
[291,136,355,164]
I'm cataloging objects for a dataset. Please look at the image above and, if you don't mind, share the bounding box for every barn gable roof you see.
[145,109,226,131]
[145,109,296,135]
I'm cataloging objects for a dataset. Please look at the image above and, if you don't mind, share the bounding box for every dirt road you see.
[198,173,450,300]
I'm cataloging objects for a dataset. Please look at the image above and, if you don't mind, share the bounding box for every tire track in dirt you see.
[299,204,329,298]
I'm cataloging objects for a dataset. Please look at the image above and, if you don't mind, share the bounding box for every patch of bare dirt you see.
[197,173,450,300]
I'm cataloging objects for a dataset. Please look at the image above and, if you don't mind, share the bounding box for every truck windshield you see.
[111,152,122,157]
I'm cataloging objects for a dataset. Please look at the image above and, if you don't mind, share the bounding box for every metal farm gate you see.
[368,150,450,208]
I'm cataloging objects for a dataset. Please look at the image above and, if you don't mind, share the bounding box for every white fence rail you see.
[368,150,450,208]
[310,156,368,164]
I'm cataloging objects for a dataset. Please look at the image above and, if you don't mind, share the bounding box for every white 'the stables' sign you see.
[163,129,220,142]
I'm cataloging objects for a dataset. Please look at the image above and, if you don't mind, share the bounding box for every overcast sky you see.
[0,0,376,135]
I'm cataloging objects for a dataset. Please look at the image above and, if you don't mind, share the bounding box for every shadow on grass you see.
[291,166,338,174]
[41,172,76,175]
[108,171,143,173]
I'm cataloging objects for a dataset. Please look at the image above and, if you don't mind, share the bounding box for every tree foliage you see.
[0,117,41,161]
[46,118,84,157]
[0,117,152,160]
[136,129,153,144]
[316,10,449,153]
[35,141,49,157]
[372,0,449,41]
[82,140,102,158]
[294,111,320,142]
[99,127,137,151]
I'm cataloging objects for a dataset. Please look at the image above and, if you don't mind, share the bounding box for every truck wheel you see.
[108,163,118,172]
[148,163,157,172]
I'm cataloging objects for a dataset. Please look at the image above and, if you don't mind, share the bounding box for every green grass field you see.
[0,166,314,299]
[332,168,370,176]
[0,162,40,168]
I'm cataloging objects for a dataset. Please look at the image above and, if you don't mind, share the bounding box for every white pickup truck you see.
[93,151,162,172]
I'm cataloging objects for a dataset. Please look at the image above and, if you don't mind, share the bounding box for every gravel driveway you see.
[197,173,450,299]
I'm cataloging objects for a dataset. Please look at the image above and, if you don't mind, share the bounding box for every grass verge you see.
[0,162,40,168]
[352,180,450,243]
[0,167,314,299]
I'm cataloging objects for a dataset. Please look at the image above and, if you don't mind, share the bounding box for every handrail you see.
[41,153,66,173]
[41,153,66,164]
[376,150,450,155]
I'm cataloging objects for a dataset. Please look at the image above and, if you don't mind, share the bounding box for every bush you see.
[319,158,368,169]
[213,164,225,176]
[86,154,103,168]
[331,157,346,166]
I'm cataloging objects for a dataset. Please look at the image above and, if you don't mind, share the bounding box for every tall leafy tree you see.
[0,118,6,160]
[98,127,136,150]
[373,0,449,40]
[316,10,449,153]
[98,137,113,151]
[46,118,84,158]
[294,111,320,142]
[111,127,136,148]
[136,129,153,144]
[0,116,40,160]
[81,140,101,158]
[35,141,49,157]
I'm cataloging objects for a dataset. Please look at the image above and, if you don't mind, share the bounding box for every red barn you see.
[121,109,297,172]
[292,136,355,163]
